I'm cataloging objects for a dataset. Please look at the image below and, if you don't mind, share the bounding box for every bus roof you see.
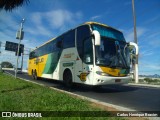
[31,21,122,52]
[85,21,109,27]
[31,37,56,51]
[84,21,122,33]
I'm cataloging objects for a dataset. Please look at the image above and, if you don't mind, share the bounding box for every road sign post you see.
[15,19,25,79]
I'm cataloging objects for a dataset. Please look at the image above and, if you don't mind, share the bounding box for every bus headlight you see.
[96,71,109,76]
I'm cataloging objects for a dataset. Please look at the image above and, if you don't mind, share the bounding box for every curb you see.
[128,83,160,88]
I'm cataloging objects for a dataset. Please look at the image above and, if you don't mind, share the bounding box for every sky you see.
[0,0,160,75]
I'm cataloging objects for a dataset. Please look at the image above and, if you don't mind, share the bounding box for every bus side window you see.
[63,30,75,49]
[77,25,91,60]
[29,50,37,59]
[83,38,93,64]
[54,36,63,51]
[29,52,34,59]
[56,40,62,49]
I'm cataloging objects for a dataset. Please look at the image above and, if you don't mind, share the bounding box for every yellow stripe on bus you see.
[28,54,49,77]
[38,54,49,76]
[100,66,126,77]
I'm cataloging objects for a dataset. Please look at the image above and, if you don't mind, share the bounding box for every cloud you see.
[26,9,83,36]
[140,62,160,70]
[23,12,52,37]
[46,10,72,28]
[0,8,84,69]
[0,49,17,65]
[90,15,102,20]
[0,11,19,31]
[124,27,147,42]
[31,12,42,25]
[148,31,160,38]
[0,31,14,41]
[0,11,24,43]
[140,49,154,57]
[148,39,160,48]
[139,61,160,75]
[144,15,160,25]
[45,9,83,30]
[25,26,52,37]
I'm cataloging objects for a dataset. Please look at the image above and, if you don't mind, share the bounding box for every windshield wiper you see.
[115,41,128,69]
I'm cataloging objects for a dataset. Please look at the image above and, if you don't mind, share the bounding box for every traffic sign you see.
[5,41,24,56]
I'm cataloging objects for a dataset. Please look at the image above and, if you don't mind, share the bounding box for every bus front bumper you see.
[92,74,132,85]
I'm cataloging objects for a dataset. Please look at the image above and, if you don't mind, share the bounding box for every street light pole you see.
[21,52,24,71]
[15,19,25,79]
[132,0,139,83]
[0,41,1,72]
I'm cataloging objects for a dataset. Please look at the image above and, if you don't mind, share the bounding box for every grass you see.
[130,78,160,85]
[0,72,126,120]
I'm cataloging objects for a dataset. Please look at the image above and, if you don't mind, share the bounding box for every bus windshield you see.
[95,37,130,69]
[91,24,130,69]
[92,24,125,41]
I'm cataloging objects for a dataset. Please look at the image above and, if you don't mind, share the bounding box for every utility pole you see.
[132,0,139,83]
[21,52,24,71]
[15,19,25,78]
[0,41,1,54]
[0,41,1,72]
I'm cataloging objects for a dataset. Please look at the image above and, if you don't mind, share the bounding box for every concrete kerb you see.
[128,83,160,88]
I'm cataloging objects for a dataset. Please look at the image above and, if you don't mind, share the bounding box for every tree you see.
[1,61,13,68]
[0,0,29,12]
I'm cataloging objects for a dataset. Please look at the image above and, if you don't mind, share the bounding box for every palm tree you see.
[0,0,29,12]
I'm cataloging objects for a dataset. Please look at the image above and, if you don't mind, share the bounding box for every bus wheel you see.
[34,70,38,80]
[31,70,35,80]
[63,69,73,88]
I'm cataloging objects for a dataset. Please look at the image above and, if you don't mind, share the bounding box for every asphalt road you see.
[4,70,160,111]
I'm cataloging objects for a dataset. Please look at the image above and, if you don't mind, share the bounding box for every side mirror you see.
[84,54,91,63]
[93,30,100,46]
[128,42,138,55]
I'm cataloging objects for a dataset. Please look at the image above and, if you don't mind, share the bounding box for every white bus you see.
[28,22,138,87]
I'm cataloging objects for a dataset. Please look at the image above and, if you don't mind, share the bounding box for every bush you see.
[153,79,160,83]
[144,78,153,83]
[139,79,144,83]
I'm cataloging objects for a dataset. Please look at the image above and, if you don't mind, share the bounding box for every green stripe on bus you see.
[43,52,61,74]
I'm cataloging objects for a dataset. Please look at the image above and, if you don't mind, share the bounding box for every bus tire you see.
[34,70,38,80]
[31,70,38,80]
[31,70,35,80]
[63,69,73,88]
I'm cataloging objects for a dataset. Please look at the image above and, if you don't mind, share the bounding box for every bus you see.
[28,22,138,87]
